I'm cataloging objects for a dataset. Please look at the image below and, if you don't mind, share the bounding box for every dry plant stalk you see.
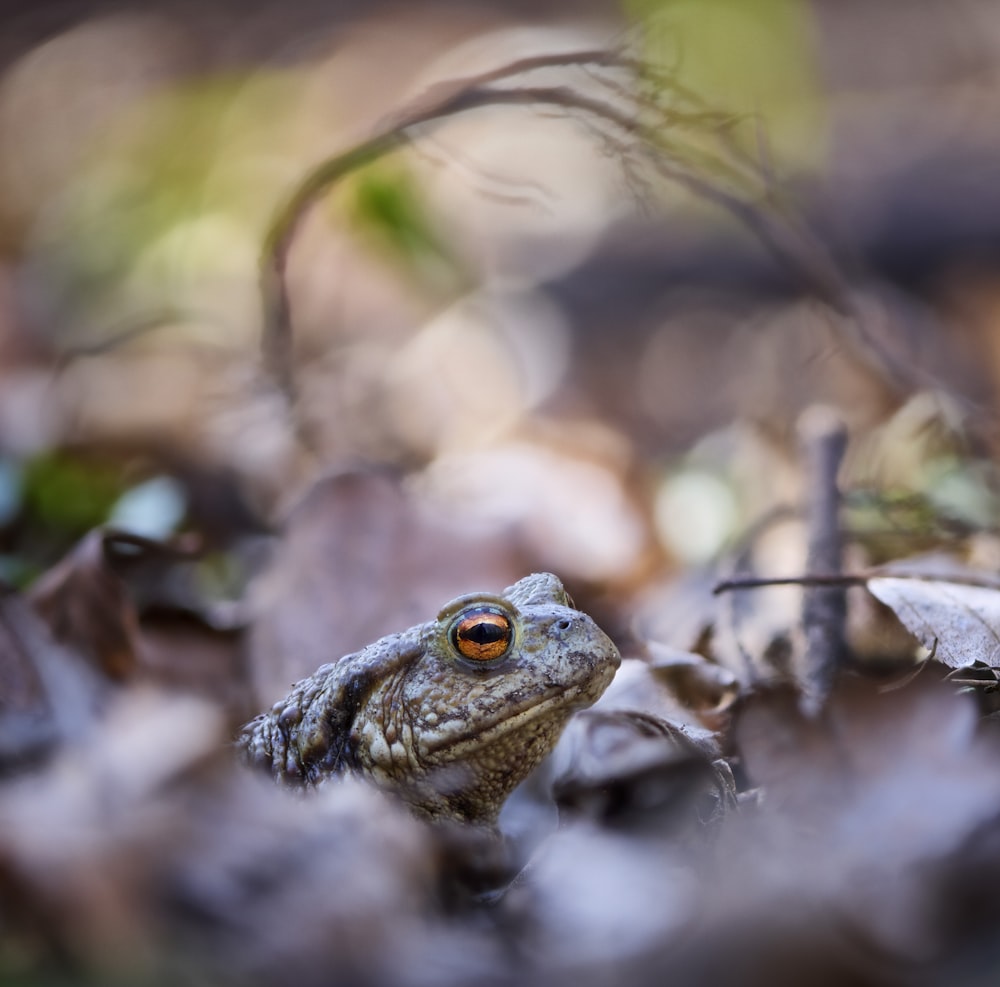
[258,47,870,443]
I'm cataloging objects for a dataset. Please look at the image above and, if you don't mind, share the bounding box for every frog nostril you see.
[555,617,573,632]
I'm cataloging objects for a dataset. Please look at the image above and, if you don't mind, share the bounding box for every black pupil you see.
[463,620,507,645]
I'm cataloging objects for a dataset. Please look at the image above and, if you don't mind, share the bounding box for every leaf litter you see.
[6,13,1000,987]
[868,576,1000,669]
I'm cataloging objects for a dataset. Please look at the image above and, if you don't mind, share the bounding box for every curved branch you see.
[260,50,639,400]
[258,47,884,426]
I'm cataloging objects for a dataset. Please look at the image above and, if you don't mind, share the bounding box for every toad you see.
[239,573,620,824]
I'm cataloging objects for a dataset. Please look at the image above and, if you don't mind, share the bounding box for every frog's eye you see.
[450,607,513,662]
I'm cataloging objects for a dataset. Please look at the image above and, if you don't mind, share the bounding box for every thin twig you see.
[257,49,823,417]
[260,50,644,391]
[715,569,1000,595]
[798,406,849,709]
[713,573,869,595]
[259,45,919,444]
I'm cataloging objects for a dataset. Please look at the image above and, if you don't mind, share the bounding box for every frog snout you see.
[545,612,621,668]
[546,611,583,641]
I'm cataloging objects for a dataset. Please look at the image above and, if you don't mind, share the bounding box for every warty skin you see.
[239,573,621,824]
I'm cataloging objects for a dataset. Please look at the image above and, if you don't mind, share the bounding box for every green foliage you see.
[845,459,1000,565]
[34,68,305,342]
[344,162,463,293]
[21,453,124,536]
[622,0,825,166]
[350,167,434,257]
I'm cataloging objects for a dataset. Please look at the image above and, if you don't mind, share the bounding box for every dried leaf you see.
[647,642,740,730]
[0,689,460,983]
[139,610,250,727]
[248,468,526,703]
[732,675,1000,958]
[867,576,1000,668]
[28,529,143,680]
[552,709,735,832]
[542,659,735,833]
[0,591,105,768]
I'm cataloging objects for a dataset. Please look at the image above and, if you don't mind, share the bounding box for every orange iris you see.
[451,608,513,661]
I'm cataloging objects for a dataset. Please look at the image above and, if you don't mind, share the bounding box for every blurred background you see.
[2,0,1000,674]
[7,4,1000,985]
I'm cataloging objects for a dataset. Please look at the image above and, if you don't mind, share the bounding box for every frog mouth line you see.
[422,673,609,759]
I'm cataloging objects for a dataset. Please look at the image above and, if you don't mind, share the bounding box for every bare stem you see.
[259,50,645,405]
[713,573,869,595]
[258,45,915,443]
[798,407,849,708]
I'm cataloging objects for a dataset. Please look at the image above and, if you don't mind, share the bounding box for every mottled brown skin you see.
[239,573,620,824]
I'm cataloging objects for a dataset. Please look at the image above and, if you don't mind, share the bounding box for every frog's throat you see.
[420,671,610,760]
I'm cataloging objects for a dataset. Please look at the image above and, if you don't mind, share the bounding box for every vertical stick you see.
[798,406,848,711]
